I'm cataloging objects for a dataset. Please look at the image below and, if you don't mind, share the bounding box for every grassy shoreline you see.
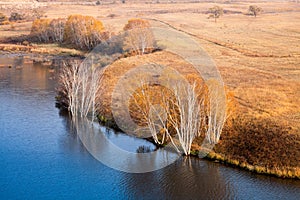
[2,40,299,180]
[0,43,85,57]
[205,152,300,179]
[97,113,300,179]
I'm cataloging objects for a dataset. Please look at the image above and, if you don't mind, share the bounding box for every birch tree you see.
[205,79,227,144]
[49,18,66,43]
[59,59,103,121]
[123,18,154,55]
[31,19,51,42]
[129,80,205,155]
[64,15,105,50]
[59,60,81,116]
[166,83,204,155]
[130,84,181,153]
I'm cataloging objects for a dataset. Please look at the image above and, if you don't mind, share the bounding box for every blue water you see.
[0,56,300,200]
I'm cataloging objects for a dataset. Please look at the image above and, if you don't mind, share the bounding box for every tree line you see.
[30,15,108,50]
[30,16,153,52]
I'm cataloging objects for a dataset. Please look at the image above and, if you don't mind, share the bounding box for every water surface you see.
[0,55,299,200]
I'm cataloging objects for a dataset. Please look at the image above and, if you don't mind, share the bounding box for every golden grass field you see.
[0,0,299,177]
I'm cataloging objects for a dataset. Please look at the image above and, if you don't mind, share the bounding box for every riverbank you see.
[0,43,85,57]
[206,152,300,179]
[96,113,300,179]
[97,112,300,179]
[91,50,299,179]
[1,0,299,179]
[2,44,299,179]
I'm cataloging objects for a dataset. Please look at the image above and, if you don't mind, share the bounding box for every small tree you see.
[205,79,227,144]
[208,6,223,23]
[248,5,262,17]
[123,18,154,55]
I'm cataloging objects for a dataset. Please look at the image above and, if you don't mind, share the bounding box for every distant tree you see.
[123,18,150,31]
[208,6,223,23]
[96,0,101,5]
[64,15,106,50]
[123,18,154,55]
[248,5,262,17]
[0,13,8,25]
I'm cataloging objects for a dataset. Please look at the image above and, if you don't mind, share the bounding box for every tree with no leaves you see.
[208,6,223,23]
[49,18,66,44]
[59,60,103,122]
[248,5,262,17]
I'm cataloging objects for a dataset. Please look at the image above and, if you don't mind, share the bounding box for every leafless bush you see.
[59,60,103,121]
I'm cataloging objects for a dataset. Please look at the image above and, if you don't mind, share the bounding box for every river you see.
[0,55,299,200]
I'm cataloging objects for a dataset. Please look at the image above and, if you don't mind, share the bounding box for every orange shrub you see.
[123,18,154,55]
[123,18,150,31]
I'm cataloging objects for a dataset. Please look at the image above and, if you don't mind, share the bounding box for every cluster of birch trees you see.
[129,75,227,155]
[30,15,107,50]
[59,59,103,122]
[123,18,155,55]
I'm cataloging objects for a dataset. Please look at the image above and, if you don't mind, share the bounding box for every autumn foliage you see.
[64,15,106,50]
[31,18,66,43]
[31,19,51,42]
[49,18,66,43]
[123,18,150,31]
[123,18,154,55]
[30,15,107,50]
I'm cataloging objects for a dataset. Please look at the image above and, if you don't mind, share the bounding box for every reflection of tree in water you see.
[63,115,180,173]
[121,157,232,199]
[136,145,152,153]
[58,110,89,155]
[60,114,229,195]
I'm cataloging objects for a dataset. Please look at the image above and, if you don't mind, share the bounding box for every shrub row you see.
[30,15,109,50]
